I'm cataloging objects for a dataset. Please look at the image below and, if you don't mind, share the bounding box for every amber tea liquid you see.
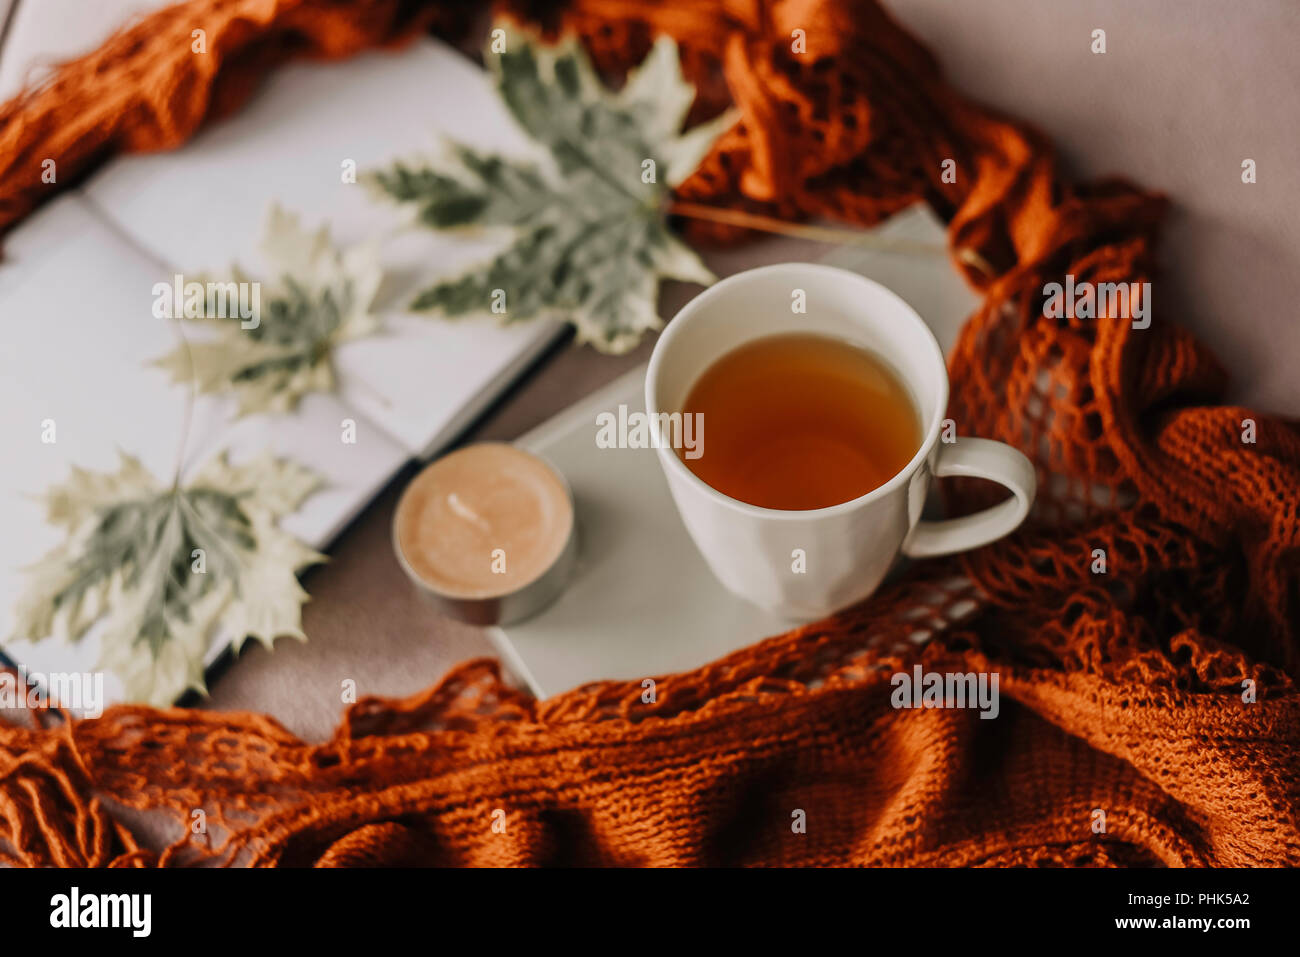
[677,332,921,510]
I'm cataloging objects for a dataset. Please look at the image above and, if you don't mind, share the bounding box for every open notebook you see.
[0,39,564,707]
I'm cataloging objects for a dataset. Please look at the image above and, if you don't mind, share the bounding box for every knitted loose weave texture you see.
[1,0,1298,867]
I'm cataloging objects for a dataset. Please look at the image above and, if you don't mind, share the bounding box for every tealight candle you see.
[393,442,576,625]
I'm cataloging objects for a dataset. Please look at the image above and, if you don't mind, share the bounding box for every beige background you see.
[1,0,1296,739]
[889,0,1299,413]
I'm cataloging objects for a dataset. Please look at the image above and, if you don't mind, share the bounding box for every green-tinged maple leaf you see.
[8,451,325,707]
[153,205,382,415]
[367,26,736,353]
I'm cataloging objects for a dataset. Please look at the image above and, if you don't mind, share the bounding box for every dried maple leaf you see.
[153,205,382,416]
[368,26,736,353]
[9,451,324,706]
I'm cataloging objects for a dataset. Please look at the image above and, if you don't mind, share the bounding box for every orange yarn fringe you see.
[2,0,1299,867]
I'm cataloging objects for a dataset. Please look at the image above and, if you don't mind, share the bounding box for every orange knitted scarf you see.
[2,0,1298,867]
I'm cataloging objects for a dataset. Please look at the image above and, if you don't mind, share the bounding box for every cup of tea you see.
[645,262,1035,620]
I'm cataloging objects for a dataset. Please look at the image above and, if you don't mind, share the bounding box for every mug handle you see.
[901,438,1036,559]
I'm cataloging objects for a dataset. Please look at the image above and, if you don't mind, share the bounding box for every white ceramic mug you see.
[646,262,1035,621]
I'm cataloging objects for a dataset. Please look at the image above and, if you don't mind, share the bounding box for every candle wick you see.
[447,492,492,533]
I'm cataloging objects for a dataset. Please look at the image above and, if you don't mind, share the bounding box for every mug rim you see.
[645,261,949,522]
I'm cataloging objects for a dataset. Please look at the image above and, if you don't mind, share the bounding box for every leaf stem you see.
[666,201,996,277]
[169,317,198,491]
